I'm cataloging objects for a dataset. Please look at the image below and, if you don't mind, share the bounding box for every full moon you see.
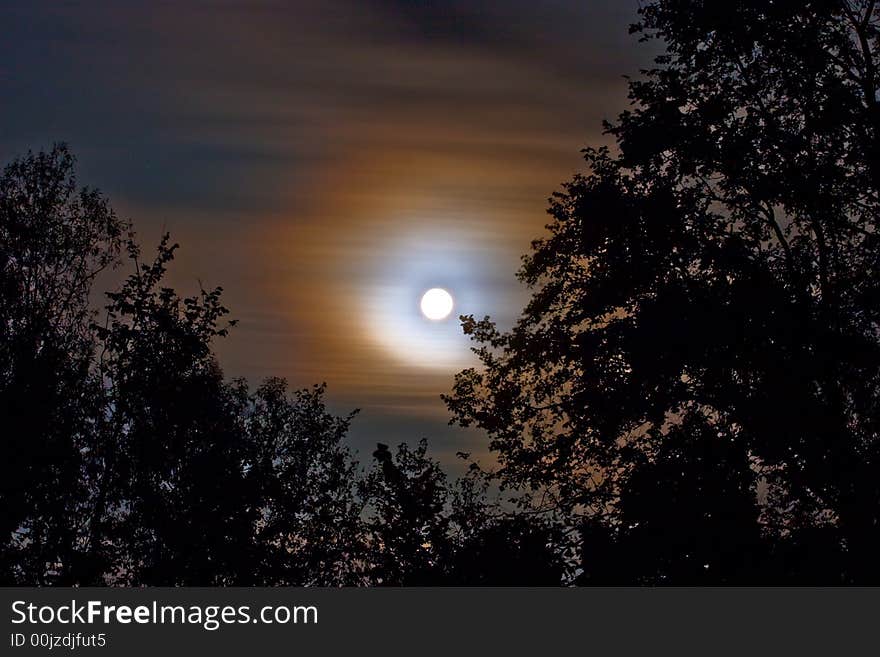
[420,288,454,320]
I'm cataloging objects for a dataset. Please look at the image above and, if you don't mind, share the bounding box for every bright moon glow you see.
[361,227,487,370]
[420,288,454,320]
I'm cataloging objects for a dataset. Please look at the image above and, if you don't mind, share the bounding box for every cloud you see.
[1,0,653,460]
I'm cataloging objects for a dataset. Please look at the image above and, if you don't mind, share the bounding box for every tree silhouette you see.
[579,412,768,584]
[361,440,452,585]
[0,145,370,585]
[0,144,126,583]
[362,441,566,585]
[89,238,369,585]
[445,468,566,585]
[445,0,880,583]
[244,379,366,586]
[90,234,255,584]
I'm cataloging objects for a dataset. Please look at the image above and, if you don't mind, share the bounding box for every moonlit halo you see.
[420,288,454,320]
[359,225,492,371]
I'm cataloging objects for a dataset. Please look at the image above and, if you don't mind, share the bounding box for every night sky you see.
[1,0,651,469]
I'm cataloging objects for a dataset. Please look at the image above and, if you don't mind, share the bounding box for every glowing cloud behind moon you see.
[420,288,454,320]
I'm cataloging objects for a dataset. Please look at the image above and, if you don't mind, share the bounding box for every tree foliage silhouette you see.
[0,144,126,583]
[244,379,366,586]
[0,146,369,585]
[90,234,255,584]
[84,237,369,585]
[362,441,565,585]
[445,0,880,583]
[361,440,453,585]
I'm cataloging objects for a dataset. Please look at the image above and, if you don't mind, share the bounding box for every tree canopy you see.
[445,0,880,583]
